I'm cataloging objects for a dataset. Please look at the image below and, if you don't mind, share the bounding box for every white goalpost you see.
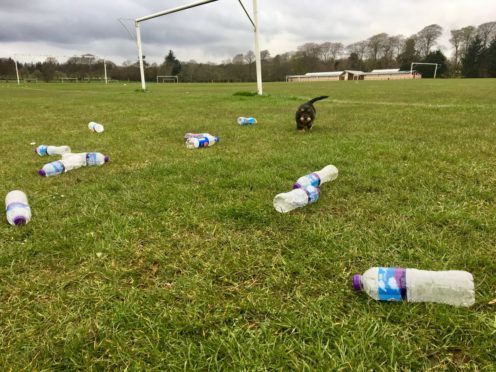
[410,62,440,79]
[156,75,179,83]
[133,0,263,95]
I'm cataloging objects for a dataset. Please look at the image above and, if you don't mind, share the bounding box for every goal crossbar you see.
[134,0,262,94]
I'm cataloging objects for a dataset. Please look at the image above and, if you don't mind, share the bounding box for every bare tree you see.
[346,40,368,62]
[297,42,322,58]
[232,53,245,65]
[244,50,255,64]
[367,33,389,61]
[450,29,464,71]
[260,50,271,62]
[477,21,496,47]
[461,26,477,55]
[416,24,443,57]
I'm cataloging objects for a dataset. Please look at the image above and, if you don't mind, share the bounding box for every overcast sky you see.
[0,0,494,64]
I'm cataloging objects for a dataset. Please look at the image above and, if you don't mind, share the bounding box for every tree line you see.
[1,21,495,82]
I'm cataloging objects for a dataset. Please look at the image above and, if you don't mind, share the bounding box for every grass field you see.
[0,79,495,370]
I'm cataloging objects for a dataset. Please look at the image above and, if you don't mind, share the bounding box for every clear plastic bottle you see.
[88,122,104,133]
[38,160,65,177]
[237,117,257,125]
[185,134,219,149]
[293,165,338,189]
[63,152,109,166]
[5,190,32,226]
[35,145,71,156]
[184,133,208,142]
[352,267,475,307]
[273,185,320,213]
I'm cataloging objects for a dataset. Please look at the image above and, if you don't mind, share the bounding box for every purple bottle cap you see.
[38,169,46,177]
[293,182,301,189]
[352,275,363,291]
[34,148,38,154]
[104,156,109,163]
[13,216,27,225]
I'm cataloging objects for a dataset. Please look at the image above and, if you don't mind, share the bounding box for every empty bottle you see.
[39,160,65,177]
[185,134,219,149]
[293,165,338,189]
[273,185,320,213]
[63,152,109,166]
[237,117,257,125]
[88,121,104,133]
[184,133,208,142]
[5,190,32,226]
[352,267,475,307]
[35,145,71,156]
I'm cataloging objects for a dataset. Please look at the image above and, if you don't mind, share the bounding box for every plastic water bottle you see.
[185,134,219,149]
[293,165,338,189]
[237,117,257,125]
[63,152,109,166]
[39,160,65,177]
[184,133,208,142]
[352,267,475,307]
[5,190,32,226]
[35,145,71,156]
[88,122,104,133]
[273,185,320,213]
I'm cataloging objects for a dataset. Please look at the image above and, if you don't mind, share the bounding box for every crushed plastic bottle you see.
[273,185,320,213]
[63,152,109,166]
[5,190,32,226]
[185,134,219,149]
[88,122,104,133]
[353,267,475,307]
[237,117,257,125]
[184,133,208,142]
[293,165,338,189]
[35,145,71,156]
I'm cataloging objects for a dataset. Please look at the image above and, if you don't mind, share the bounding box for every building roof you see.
[305,71,344,77]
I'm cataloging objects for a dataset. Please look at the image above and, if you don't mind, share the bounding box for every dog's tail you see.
[308,95,329,104]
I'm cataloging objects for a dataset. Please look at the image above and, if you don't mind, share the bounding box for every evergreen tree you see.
[461,36,485,77]
[486,37,496,77]
[163,50,181,76]
[418,50,448,78]
[397,38,419,70]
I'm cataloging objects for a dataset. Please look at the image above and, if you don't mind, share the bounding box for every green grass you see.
[0,79,495,370]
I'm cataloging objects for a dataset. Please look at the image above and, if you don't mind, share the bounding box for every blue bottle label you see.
[38,146,47,155]
[306,173,321,187]
[6,202,28,212]
[378,267,407,301]
[86,153,97,166]
[303,186,320,204]
[197,137,210,148]
[49,161,65,175]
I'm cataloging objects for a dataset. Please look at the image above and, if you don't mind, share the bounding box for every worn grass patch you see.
[0,80,495,369]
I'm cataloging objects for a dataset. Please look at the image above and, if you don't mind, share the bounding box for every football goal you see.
[410,62,441,79]
[13,54,109,85]
[156,75,179,83]
[132,0,262,94]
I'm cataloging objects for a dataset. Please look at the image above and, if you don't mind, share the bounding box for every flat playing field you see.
[0,80,495,369]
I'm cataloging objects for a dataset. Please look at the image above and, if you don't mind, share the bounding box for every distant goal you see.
[156,75,179,83]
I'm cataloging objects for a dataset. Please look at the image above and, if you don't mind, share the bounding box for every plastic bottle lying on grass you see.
[63,152,109,166]
[185,134,219,149]
[184,133,209,142]
[35,145,71,156]
[273,185,320,213]
[237,117,257,125]
[39,152,108,176]
[5,190,32,226]
[293,165,338,189]
[88,122,104,133]
[352,267,475,307]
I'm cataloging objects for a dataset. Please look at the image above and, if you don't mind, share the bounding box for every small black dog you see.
[295,96,329,131]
